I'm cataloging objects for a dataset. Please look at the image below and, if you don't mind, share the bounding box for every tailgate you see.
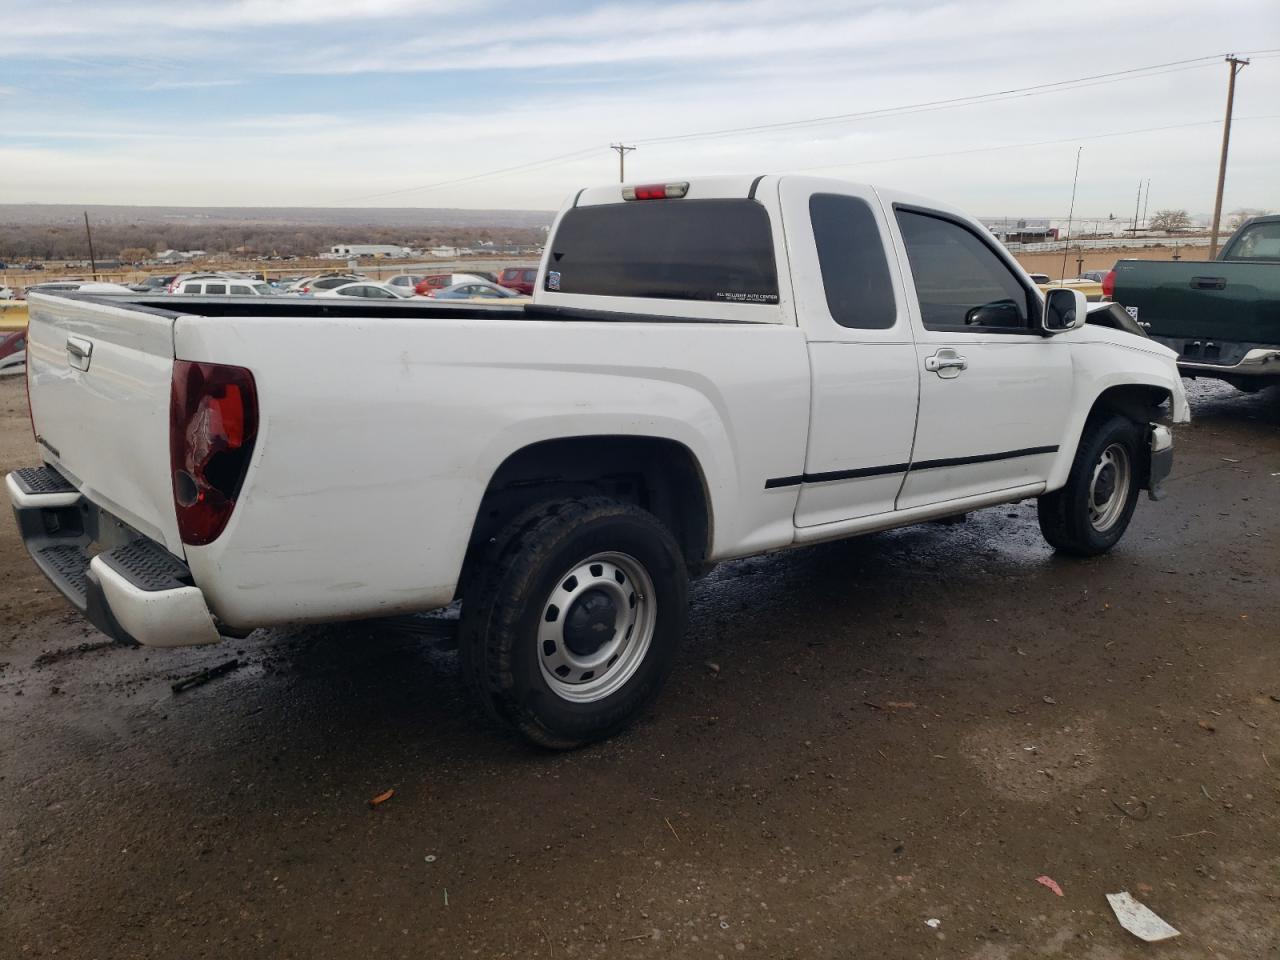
[1113,260,1280,343]
[27,294,183,553]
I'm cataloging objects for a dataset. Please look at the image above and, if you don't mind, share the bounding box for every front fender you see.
[1047,338,1189,492]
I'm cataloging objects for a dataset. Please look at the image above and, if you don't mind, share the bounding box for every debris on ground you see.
[170,658,241,694]
[368,788,395,807]
[704,661,720,675]
[1035,875,1064,897]
[1106,891,1180,942]
[925,918,941,929]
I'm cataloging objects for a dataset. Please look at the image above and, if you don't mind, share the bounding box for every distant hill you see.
[0,204,554,229]
[0,204,555,261]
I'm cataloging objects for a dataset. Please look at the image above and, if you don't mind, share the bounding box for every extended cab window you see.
[205,283,227,295]
[896,209,1031,332]
[810,193,896,329]
[547,199,779,304]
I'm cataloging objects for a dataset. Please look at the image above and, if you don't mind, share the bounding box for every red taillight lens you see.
[622,181,689,201]
[170,360,258,546]
[1101,269,1115,300]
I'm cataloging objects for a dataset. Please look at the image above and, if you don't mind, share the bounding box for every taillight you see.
[170,360,258,546]
[1101,269,1115,300]
[622,181,689,201]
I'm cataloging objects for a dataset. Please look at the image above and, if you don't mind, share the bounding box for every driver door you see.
[890,205,1074,510]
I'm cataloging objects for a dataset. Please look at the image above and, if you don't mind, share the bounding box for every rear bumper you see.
[1151,336,1280,379]
[7,466,221,647]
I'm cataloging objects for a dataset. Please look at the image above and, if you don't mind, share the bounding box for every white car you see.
[172,277,274,296]
[428,280,523,300]
[12,174,1188,749]
[315,281,416,300]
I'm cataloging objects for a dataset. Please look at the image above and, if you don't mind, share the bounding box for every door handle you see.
[1190,276,1226,290]
[66,336,93,371]
[925,350,967,378]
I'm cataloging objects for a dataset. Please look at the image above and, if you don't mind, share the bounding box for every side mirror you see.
[1042,287,1087,334]
[964,298,1024,328]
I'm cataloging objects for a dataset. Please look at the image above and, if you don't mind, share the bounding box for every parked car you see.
[128,274,177,293]
[316,281,416,300]
[387,274,428,291]
[497,266,539,295]
[1107,215,1280,390]
[1035,277,1106,302]
[0,330,25,375]
[1026,272,1052,284]
[412,273,488,296]
[172,277,274,296]
[23,281,135,296]
[12,174,1188,749]
[429,280,523,300]
[290,273,365,294]
[0,285,15,300]
[1080,269,1111,283]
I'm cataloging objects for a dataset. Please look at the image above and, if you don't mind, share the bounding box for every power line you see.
[329,47,1280,204]
[632,55,1241,147]
[783,115,1280,175]
[333,146,605,204]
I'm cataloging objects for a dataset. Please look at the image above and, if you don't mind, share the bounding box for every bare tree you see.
[118,247,152,265]
[1149,209,1191,233]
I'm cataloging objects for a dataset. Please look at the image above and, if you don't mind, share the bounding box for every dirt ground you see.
[1,373,1277,959]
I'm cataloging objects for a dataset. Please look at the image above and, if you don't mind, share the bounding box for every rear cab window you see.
[809,193,896,329]
[545,199,779,308]
[1224,220,1280,261]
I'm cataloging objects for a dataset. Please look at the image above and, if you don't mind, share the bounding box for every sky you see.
[1,0,1278,217]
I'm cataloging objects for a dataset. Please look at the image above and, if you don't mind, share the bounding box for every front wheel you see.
[459,498,688,749]
[1037,414,1143,557]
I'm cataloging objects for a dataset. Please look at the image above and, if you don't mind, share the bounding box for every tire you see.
[1037,414,1143,557]
[459,497,689,749]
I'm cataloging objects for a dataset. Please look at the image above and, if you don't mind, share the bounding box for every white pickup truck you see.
[10,175,1188,748]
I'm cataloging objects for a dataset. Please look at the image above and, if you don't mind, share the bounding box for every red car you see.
[413,274,456,296]
[497,266,538,296]
[0,329,26,375]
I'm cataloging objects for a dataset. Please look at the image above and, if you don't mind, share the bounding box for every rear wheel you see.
[1038,414,1143,556]
[459,498,688,749]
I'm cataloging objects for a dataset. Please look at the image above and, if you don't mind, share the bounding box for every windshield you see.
[1224,220,1280,261]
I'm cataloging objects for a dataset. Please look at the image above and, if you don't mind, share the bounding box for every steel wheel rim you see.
[537,551,656,704]
[1088,442,1131,532]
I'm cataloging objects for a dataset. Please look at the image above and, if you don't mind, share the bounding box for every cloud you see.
[143,78,243,89]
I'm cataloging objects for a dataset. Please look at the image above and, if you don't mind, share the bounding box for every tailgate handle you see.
[1190,276,1226,290]
[66,336,93,371]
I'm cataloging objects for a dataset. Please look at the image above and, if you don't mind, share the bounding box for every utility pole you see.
[1140,179,1151,230]
[1209,55,1249,259]
[610,143,635,183]
[83,211,98,279]
[1131,181,1142,236]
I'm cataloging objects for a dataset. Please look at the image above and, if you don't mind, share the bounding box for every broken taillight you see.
[1101,268,1116,300]
[170,360,258,546]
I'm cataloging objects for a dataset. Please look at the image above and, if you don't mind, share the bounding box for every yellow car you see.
[1035,277,1105,302]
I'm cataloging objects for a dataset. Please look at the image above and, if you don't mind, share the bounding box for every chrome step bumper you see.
[7,466,221,647]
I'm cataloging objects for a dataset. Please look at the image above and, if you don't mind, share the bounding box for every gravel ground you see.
[1,373,1277,959]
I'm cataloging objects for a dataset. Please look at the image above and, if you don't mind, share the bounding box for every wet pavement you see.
[1,377,1278,959]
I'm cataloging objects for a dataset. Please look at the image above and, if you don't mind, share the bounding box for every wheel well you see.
[1088,384,1170,426]
[456,436,711,599]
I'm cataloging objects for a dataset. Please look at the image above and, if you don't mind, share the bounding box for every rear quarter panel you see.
[173,315,811,628]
